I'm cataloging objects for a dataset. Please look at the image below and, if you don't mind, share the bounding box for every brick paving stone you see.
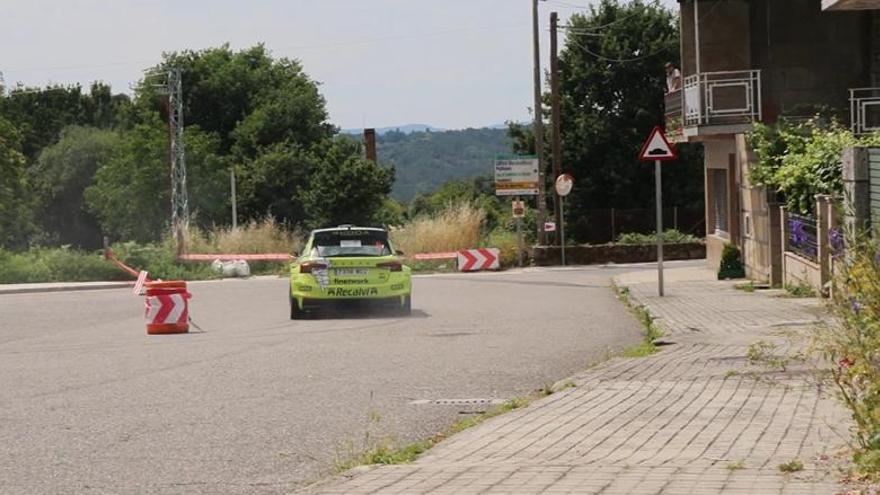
[304,266,852,494]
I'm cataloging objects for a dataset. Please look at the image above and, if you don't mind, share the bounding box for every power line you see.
[544,0,587,9]
[573,38,671,63]
[3,22,530,77]
[559,0,666,34]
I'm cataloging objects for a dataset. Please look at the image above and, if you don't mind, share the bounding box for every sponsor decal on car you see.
[325,287,380,297]
[332,278,370,285]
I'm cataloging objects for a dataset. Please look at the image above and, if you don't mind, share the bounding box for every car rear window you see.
[311,230,392,257]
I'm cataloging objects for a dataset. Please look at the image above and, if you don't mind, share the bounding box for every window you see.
[311,230,392,258]
[712,169,728,235]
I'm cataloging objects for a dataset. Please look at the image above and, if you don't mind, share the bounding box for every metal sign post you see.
[496,156,538,267]
[555,174,574,267]
[560,196,566,265]
[512,197,525,267]
[638,126,677,297]
[655,159,664,296]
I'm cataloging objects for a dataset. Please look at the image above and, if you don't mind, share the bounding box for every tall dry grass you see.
[184,217,304,254]
[391,202,485,255]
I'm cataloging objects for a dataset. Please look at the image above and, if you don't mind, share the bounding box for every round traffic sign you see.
[555,173,574,197]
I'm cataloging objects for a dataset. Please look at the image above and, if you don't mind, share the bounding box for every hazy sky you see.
[1,0,677,130]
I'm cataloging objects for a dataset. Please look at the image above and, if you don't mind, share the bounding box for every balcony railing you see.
[664,90,684,140]
[681,70,762,128]
[850,88,880,135]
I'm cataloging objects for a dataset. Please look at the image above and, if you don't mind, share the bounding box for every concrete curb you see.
[0,275,288,295]
[0,281,134,295]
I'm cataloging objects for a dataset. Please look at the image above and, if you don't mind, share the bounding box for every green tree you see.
[85,115,230,242]
[0,83,130,161]
[135,44,334,156]
[513,0,704,242]
[0,117,33,249]
[31,126,121,248]
[299,139,394,229]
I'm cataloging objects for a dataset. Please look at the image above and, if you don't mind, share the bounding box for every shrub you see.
[486,228,523,268]
[748,119,880,214]
[0,247,128,284]
[184,217,303,255]
[615,229,701,245]
[390,201,485,255]
[717,243,746,279]
[820,231,880,475]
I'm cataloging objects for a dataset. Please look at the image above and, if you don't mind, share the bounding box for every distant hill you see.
[341,124,445,136]
[375,127,512,201]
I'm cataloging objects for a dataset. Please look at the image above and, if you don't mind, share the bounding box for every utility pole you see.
[155,68,188,255]
[230,167,237,230]
[532,0,547,245]
[550,11,563,246]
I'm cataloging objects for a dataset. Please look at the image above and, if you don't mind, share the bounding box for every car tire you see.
[400,295,412,316]
[290,293,304,320]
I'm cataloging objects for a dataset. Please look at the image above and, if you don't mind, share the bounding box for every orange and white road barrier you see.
[144,281,191,335]
[457,248,500,272]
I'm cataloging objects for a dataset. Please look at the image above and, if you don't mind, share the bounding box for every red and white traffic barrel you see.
[144,281,191,335]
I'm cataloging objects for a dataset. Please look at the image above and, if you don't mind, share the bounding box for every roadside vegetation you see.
[613,284,663,357]
[749,117,880,215]
[333,386,563,473]
[816,230,880,477]
[615,229,701,246]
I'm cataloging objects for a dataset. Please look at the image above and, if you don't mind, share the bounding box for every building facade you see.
[665,0,880,283]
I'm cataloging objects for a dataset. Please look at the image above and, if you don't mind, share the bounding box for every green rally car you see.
[289,225,412,319]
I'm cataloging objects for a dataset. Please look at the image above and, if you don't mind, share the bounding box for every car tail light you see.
[300,262,327,274]
[377,261,402,272]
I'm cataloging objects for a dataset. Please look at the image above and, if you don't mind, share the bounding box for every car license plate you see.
[334,268,368,276]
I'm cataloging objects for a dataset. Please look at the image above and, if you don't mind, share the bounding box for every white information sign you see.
[495,157,539,196]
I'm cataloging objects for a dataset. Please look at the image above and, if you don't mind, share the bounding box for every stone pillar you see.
[776,205,788,288]
[826,196,841,299]
[815,195,831,292]
[842,147,871,235]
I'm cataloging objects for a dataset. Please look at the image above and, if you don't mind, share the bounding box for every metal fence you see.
[786,213,818,262]
[850,87,880,136]
[569,207,705,245]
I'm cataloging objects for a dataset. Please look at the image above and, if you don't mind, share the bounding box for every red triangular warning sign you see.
[638,126,677,161]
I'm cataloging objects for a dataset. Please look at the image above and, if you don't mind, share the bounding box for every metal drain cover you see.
[409,398,507,406]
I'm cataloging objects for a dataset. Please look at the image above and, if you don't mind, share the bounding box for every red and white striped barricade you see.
[457,248,500,272]
[144,281,191,335]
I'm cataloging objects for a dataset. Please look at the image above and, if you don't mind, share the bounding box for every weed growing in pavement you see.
[726,459,746,471]
[333,439,433,472]
[555,380,577,392]
[449,396,533,435]
[746,341,786,371]
[777,459,804,473]
[334,388,552,473]
[724,370,740,378]
[782,283,816,298]
[734,281,756,293]
[612,282,663,357]
[621,342,659,358]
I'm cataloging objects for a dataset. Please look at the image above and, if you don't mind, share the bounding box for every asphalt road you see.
[0,263,678,494]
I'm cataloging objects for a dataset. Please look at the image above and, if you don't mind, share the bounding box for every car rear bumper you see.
[297,295,407,312]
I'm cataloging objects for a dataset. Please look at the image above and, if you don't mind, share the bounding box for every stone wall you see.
[782,252,822,292]
[532,243,705,267]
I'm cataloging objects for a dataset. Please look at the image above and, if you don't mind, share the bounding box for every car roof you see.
[310,226,387,235]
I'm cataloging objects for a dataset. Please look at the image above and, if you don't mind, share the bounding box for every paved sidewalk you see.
[308,267,850,494]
